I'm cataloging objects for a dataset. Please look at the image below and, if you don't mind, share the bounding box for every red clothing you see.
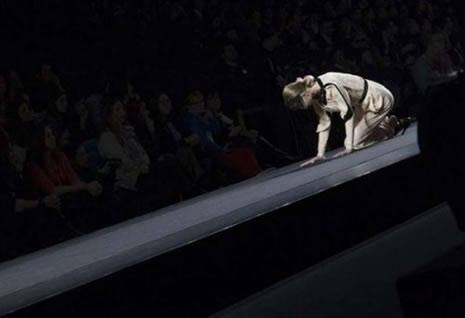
[29,152,80,195]
[220,147,262,178]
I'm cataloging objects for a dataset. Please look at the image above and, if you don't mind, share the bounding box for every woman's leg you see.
[353,86,395,149]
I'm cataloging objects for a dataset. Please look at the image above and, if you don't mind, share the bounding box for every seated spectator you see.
[99,96,181,212]
[83,71,109,134]
[0,127,72,261]
[150,92,208,190]
[43,87,74,155]
[27,122,104,232]
[98,96,150,192]
[69,98,98,150]
[73,139,105,183]
[125,97,159,160]
[125,96,195,199]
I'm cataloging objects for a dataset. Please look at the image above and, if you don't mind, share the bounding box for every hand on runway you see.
[300,155,326,167]
[332,148,352,159]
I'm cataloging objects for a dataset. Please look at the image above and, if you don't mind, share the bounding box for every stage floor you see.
[0,124,419,315]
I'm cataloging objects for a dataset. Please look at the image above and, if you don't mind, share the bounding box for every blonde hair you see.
[282,75,315,109]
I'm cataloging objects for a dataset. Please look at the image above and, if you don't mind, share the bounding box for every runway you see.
[0,124,419,316]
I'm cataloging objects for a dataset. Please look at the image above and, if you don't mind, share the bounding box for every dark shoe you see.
[395,116,416,135]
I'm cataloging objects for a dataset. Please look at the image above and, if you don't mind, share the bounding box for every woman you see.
[27,122,103,232]
[98,96,150,192]
[99,96,178,213]
[282,72,413,165]
[0,127,70,260]
[127,95,196,197]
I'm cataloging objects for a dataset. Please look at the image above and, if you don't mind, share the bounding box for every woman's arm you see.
[300,104,331,167]
[313,103,331,157]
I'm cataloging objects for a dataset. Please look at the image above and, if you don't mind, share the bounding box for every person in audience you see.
[99,95,182,211]
[98,96,150,192]
[0,127,73,260]
[125,96,195,199]
[282,72,414,166]
[27,122,104,232]
[150,92,212,193]
[43,88,75,155]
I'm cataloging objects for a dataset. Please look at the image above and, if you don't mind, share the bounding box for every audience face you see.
[39,64,53,80]
[111,100,126,128]
[44,126,57,151]
[55,94,68,113]
[206,93,221,111]
[18,101,34,122]
[158,93,172,116]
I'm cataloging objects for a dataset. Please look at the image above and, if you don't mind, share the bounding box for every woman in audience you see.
[150,92,204,182]
[44,88,74,155]
[27,122,104,232]
[125,96,195,199]
[99,96,181,212]
[0,127,72,261]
